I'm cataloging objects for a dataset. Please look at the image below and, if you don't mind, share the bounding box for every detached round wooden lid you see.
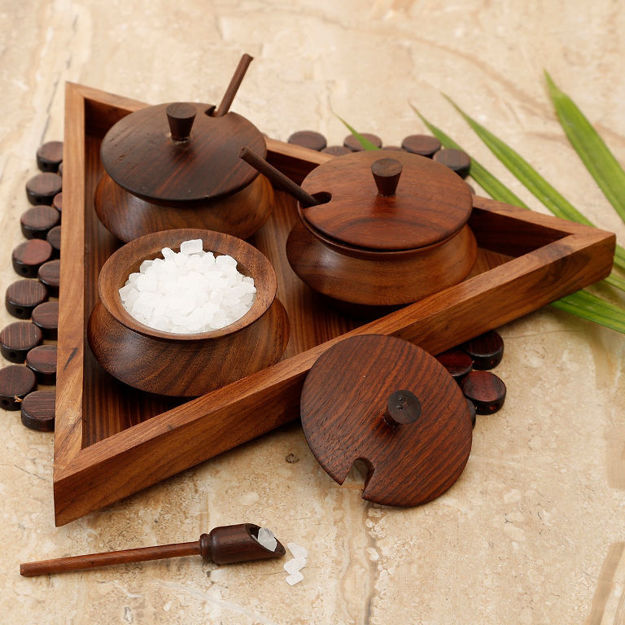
[100,102,265,204]
[300,150,473,251]
[300,335,472,506]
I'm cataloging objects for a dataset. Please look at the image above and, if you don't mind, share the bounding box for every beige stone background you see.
[1,1,625,623]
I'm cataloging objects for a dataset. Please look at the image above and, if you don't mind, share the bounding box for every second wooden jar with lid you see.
[286,150,477,308]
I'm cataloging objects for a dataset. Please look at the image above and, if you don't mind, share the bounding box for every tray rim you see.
[53,82,615,526]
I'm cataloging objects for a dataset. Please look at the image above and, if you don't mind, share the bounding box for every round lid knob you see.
[300,335,472,507]
[100,103,265,205]
[300,150,473,251]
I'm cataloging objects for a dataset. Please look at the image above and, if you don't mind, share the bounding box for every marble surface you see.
[1,1,625,623]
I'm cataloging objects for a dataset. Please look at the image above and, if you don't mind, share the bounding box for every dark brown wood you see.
[343,133,382,151]
[240,146,319,207]
[20,205,60,239]
[436,348,473,381]
[32,301,59,339]
[371,157,402,196]
[25,173,62,205]
[58,162,63,177]
[462,330,504,369]
[322,145,351,156]
[466,398,476,428]
[0,321,43,362]
[52,192,62,213]
[36,141,63,172]
[288,131,327,151]
[401,134,441,157]
[166,102,196,141]
[46,226,61,257]
[213,53,254,118]
[20,390,55,432]
[300,335,472,506]
[50,84,616,526]
[382,146,403,151]
[38,259,60,297]
[20,523,284,576]
[12,239,53,278]
[461,370,506,414]
[87,229,289,397]
[26,345,57,384]
[0,365,36,410]
[384,390,421,426]
[101,102,265,206]
[5,279,48,319]
[434,148,471,178]
[300,149,473,251]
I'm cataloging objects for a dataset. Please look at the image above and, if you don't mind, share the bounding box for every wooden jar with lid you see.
[285,150,477,308]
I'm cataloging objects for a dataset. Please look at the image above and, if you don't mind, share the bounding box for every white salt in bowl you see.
[88,229,289,397]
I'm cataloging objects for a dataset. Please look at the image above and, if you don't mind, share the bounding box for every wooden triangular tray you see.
[54,82,615,526]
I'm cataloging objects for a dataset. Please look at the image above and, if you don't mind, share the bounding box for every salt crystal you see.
[161,247,175,259]
[284,558,306,574]
[180,239,203,255]
[139,259,153,273]
[254,527,278,552]
[285,572,304,586]
[287,542,308,561]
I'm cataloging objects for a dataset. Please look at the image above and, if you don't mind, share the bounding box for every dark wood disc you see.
[12,239,53,278]
[32,301,59,339]
[300,334,472,507]
[0,365,37,411]
[20,205,60,239]
[466,398,477,428]
[401,134,441,158]
[0,321,43,363]
[343,133,382,151]
[462,330,504,370]
[21,390,55,431]
[26,345,57,384]
[52,192,62,213]
[301,150,473,251]
[46,225,61,257]
[322,145,351,156]
[37,259,60,297]
[461,371,506,414]
[25,173,62,205]
[288,131,327,151]
[100,102,265,205]
[5,279,48,319]
[436,348,473,381]
[433,148,471,178]
[36,141,63,173]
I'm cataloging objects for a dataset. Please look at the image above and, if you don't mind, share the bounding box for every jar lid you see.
[100,102,265,205]
[300,150,472,251]
[300,334,472,506]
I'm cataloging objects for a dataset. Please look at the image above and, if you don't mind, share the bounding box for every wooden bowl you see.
[88,229,289,397]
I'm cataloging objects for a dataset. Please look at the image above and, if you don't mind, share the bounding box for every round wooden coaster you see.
[288,131,327,151]
[343,133,383,151]
[300,334,472,506]
[401,134,441,157]
[21,390,55,431]
[25,173,62,205]
[462,330,504,370]
[38,259,60,297]
[5,279,48,319]
[436,348,473,381]
[461,370,506,414]
[32,301,59,339]
[0,365,36,411]
[52,192,62,213]
[36,141,63,173]
[321,145,351,156]
[0,321,43,363]
[466,398,477,428]
[46,225,61,258]
[20,205,60,239]
[433,148,471,178]
[26,345,57,384]
[12,239,53,278]
[381,146,402,151]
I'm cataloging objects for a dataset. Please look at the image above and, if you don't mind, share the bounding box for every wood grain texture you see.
[20,389,55,432]
[12,239,53,278]
[26,344,57,384]
[300,334,472,506]
[25,172,62,205]
[0,321,43,362]
[20,205,60,239]
[0,365,36,411]
[5,279,48,319]
[461,370,506,414]
[52,84,615,525]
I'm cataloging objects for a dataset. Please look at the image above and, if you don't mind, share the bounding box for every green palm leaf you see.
[335,115,380,151]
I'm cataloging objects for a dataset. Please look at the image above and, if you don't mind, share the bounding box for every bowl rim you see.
[97,228,277,341]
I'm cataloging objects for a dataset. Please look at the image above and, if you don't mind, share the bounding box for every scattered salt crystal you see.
[119,240,255,334]
[284,557,306,575]
[254,527,278,552]
[284,542,308,586]
[285,571,304,586]
[287,542,308,560]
